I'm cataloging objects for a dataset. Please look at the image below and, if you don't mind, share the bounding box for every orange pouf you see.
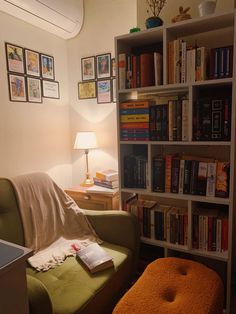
[113,257,224,314]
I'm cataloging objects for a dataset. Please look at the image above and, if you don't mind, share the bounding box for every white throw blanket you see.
[10,172,101,271]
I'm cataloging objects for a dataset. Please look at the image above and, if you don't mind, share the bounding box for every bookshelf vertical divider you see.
[115,11,235,313]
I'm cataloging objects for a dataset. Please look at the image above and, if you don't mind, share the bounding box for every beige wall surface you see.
[137,0,234,29]
[0,12,72,188]
[67,0,137,186]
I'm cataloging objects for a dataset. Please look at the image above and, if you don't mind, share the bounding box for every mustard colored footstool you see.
[113,257,224,314]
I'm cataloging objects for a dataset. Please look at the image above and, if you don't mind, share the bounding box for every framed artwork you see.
[112,78,116,102]
[78,81,96,99]
[97,79,112,104]
[5,43,24,74]
[25,49,40,77]
[81,56,96,81]
[111,58,116,77]
[96,53,111,79]
[27,77,42,103]
[41,54,55,80]
[8,73,27,102]
[42,80,59,99]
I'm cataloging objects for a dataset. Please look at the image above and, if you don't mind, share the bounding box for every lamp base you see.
[81,178,94,187]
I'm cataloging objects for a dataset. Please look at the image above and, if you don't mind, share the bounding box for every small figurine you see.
[172,6,192,23]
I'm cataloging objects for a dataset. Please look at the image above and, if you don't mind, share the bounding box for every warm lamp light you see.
[74,131,97,186]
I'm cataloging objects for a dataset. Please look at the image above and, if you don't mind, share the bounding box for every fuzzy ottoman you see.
[113,257,224,314]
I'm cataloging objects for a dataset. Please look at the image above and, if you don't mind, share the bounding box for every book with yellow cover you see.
[95,169,118,181]
[76,243,114,273]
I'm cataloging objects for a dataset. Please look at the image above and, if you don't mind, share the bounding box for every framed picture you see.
[78,81,96,99]
[96,53,111,79]
[111,58,116,77]
[27,77,42,103]
[41,54,55,80]
[112,78,116,102]
[8,73,27,102]
[42,80,59,99]
[81,56,96,81]
[25,49,40,77]
[97,79,112,104]
[5,43,24,74]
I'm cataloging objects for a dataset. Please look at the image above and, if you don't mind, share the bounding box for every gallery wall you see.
[0,11,72,188]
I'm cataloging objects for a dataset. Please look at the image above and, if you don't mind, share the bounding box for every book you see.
[95,169,118,182]
[215,161,230,198]
[93,177,119,189]
[140,52,155,87]
[76,243,114,273]
[86,185,118,194]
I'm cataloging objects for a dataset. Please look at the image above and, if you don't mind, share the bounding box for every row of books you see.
[118,51,163,90]
[168,38,233,84]
[93,169,118,189]
[192,209,228,252]
[193,97,231,141]
[153,155,230,198]
[123,155,147,188]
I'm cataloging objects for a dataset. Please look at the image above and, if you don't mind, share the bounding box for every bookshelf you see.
[115,10,236,313]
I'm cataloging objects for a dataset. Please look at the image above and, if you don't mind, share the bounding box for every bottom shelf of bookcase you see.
[141,237,228,262]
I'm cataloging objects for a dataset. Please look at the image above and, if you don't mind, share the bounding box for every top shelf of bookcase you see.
[115,11,234,47]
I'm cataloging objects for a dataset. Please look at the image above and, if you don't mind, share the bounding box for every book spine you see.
[168,100,173,141]
[154,52,163,85]
[120,122,149,129]
[120,114,149,123]
[176,99,182,141]
[171,158,180,193]
[206,162,216,197]
[181,41,187,83]
[168,41,174,84]
[223,98,231,140]
[165,155,172,193]
[120,100,150,109]
[178,159,185,194]
[190,160,199,195]
[120,108,149,115]
[215,161,230,197]
[161,104,168,141]
[118,53,126,90]
[197,162,208,196]
[182,99,189,141]
[183,160,192,194]
[216,218,222,252]
[153,157,165,192]
[211,99,224,140]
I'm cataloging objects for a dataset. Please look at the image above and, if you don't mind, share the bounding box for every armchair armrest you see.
[27,274,53,314]
[84,210,140,269]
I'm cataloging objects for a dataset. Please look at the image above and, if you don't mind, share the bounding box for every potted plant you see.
[146,0,166,29]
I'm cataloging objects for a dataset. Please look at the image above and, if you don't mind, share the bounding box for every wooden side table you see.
[65,185,119,210]
[0,239,32,314]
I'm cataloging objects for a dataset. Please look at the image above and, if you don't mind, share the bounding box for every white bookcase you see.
[115,10,236,313]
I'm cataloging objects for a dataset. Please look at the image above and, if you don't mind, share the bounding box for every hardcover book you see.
[76,243,114,273]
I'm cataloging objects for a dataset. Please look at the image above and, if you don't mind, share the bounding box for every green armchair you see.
[0,177,140,314]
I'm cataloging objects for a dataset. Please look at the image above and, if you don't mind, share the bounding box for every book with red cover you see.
[140,53,155,87]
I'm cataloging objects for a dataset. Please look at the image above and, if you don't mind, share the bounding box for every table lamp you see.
[74,131,97,186]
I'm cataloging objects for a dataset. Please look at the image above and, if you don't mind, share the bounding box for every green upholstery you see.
[0,177,139,314]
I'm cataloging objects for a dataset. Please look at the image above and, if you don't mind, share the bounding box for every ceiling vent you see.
[0,0,84,39]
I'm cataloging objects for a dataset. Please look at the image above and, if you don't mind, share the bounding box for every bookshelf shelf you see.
[116,10,235,313]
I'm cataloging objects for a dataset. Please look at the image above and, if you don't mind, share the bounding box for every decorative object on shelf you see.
[198,0,217,17]
[78,81,96,99]
[96,53,111,79]
[129,27,141,33]
[74,131,98,186]
[81,56,96,81]
[145,0,166,29]
[172,6,192,23]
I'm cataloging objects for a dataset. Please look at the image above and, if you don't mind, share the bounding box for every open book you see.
[76,243,114,273]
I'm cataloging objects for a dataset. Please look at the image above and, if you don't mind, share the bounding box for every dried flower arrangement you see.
[146,0,167,17]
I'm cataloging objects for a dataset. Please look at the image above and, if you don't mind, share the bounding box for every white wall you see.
[67,0,137,186]
[137,0,234,29]
[0,11,72,188]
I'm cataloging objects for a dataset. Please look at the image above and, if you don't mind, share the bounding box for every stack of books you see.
[93,169,118,189]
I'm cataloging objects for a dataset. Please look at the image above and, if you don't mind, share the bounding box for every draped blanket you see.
[10,173,101,271]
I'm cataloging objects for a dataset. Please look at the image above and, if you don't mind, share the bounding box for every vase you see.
[145,16,163,29]
[198,0,217,17]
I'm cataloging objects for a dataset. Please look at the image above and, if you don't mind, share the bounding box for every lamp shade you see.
[74,131,97,150]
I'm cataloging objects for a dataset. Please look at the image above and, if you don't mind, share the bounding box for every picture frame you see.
[111,58,116,77]
[27,77,42,103]
[8,73,27,102]
[41,54,55,80]
[5,43,24,74]
[97,79,112,104]
[25,49,40,77]
[96,53,111,79]
[112,78,116,102]
[78,81,97,99]
[81,56,96,81]
[42,80,60,99]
